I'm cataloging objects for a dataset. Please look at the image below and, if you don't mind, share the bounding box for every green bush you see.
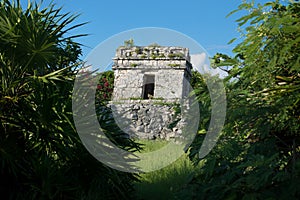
[183,1,300,199]
[0,1,137,199]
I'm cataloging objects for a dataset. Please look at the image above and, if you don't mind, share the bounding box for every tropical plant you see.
[183,1,300,199]
[0,1,137,199]
[96,70,114,103]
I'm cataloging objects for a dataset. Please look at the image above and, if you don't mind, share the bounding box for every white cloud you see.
[190,53,207,69]
[190,53,227,78]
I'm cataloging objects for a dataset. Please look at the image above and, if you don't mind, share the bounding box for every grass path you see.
[133,139,202,199]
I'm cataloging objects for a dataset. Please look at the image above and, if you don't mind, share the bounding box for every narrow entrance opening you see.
[142,75,155,99]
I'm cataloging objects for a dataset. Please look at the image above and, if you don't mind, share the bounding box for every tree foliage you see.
[183,1,300,199]
[96,70,114,103]
[0,1,137,199]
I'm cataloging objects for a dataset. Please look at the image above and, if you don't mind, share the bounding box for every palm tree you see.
[0,1,137,199]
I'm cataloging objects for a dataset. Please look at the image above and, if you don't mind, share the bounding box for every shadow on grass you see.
[134,140,202,200]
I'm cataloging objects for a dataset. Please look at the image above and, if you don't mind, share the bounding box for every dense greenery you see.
[0,1,137,199]
[184,1,300,199]
[1,0,299,199]
[96,70,114,103]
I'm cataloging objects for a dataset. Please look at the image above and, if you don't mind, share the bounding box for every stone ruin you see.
[109,45,193,140]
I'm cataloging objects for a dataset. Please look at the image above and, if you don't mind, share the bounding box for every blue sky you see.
[20,0,271,59]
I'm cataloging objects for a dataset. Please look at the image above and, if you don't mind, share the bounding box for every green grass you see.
[134,139,201,200]
[137,139,169,153]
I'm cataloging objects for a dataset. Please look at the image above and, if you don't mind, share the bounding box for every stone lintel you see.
[112,60,192,74]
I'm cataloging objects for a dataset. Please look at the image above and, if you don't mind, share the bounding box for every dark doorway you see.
[142,75,155,99]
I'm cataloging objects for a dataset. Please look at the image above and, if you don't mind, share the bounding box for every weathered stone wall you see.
[113,68,188,100]
[112,46,192,101]
[109,100,186,140]
[115,46,190,62]
[110,46,193,139]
